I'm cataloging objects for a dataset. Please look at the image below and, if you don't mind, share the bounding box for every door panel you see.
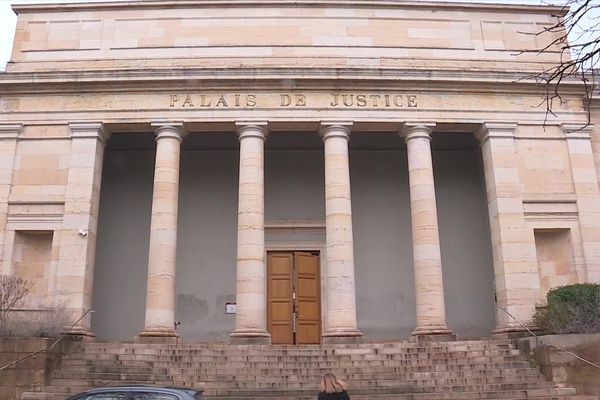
[294,252,321,344]
[267,253,294,344]
[267,251,321,344]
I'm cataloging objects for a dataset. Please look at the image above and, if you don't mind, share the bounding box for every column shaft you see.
[320,123,362,342]
[230,123,271,344]
[139,123,185,339]
[476,123,539,333]
[403,123,451,336]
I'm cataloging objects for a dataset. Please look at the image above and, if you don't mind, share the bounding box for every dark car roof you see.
[66,386,201,399]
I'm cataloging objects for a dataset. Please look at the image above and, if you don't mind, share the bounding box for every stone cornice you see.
[12,0,567,16]
[0,124,23,140]
[0,68,588,98]
[561,123,594,140]
[0,68,586,91]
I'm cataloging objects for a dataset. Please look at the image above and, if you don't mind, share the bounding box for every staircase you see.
[20,339,598,400]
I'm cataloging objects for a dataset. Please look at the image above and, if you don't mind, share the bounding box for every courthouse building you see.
[0,0,599,345]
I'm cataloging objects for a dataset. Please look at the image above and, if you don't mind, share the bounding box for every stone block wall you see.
[518,334,600,396]
[7,1,566,73]
[0,337,73,400]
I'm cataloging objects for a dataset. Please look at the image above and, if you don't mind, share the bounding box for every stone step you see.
[75,346,519,354]
[64,353,523,364]
[20,394,599,400]
[49,374,549,389]
[206,387,576,397]
[60,358,533,370]
[77,346,516,351]
[79,340,515,350]
[62,354,528,365]
[21,339,597,400]
[56,367,544,379]
[22,386,582,400]
[205,396,595,400]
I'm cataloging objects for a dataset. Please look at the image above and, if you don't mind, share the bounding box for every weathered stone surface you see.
[518,334,600,396]
[0,0,598,344]
[0,337,73,400]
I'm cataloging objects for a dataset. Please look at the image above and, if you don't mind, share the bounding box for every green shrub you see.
[534,283,600,334]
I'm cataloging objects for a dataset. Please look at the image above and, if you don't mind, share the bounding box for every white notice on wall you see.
[226,303,236,314]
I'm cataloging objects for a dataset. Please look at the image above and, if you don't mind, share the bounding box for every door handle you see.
[293,311,297,333]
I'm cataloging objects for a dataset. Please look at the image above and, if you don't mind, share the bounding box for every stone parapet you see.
[517,334,600,396]
[7,0,567,74]
[0,337,74,400]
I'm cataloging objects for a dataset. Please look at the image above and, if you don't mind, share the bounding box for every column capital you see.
[69,122,111,143]
[401,122,436,142]
[319,122,353,141]
[0,123,23,140]
[235,121,269,141]
[561,123,594,139]
[151,122,187,142]
[475,122,517,143]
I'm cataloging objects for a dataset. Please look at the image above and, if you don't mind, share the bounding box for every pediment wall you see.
[7,0,565,73]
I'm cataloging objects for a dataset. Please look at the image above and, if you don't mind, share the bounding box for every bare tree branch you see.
[0,275,31,335]
[523,0,599,125]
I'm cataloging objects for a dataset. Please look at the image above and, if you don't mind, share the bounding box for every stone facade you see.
[0,0,598,343]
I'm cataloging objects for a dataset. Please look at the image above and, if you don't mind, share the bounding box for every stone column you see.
[320,122,362,343]
[402,123,451,337]
[138,122,186,341]
[0,124,21,276]
[56,122,110,337]
[476,123,539,333]
[230,122,271,344]
[562,124,600,283]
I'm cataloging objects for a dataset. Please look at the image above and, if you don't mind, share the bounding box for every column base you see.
[492,324,534,339]
[411,326,454,342]
[64,326,96,341]
[322,328,363,344]
[136,328,180,344]
[229,329,271,345]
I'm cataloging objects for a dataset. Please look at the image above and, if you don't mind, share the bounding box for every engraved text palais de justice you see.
[168,93,419,108]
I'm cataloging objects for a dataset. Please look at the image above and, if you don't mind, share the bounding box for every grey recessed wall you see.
[92,131,495,341]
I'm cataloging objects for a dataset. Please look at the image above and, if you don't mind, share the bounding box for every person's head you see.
[320,373,347,393]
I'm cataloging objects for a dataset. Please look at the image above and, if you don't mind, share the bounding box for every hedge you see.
[533,283,600,334]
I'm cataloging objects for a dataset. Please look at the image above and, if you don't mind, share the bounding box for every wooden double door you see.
[267,251,321,344]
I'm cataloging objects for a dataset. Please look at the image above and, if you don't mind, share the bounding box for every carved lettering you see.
[356,94,367,107]
[408,95,418,108]
[169,94,180,107]
[281,94,292,107]
[182,95,194,107]
[199,95,211,107]
[369,95,381,107]
[393,95,403,107]
[168,93,419,109]
[330,94,339,107]
[295,94,306,107]
[215,95,228,107]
